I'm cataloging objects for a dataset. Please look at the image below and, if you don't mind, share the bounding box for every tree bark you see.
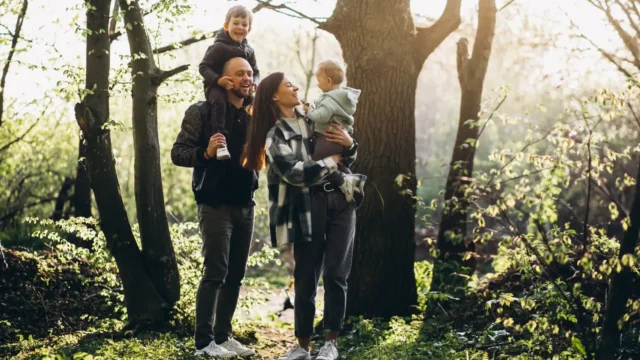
[118,0,186,306]
[596,156,640,359]
[79,0,168,324]
[432,0,497,292]
[318,0,461,317]
[73,140,92,217]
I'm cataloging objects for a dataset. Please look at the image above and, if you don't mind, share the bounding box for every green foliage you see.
[414,83,640,358]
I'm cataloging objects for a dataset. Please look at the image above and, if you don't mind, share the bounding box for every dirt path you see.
[238,287,326,359]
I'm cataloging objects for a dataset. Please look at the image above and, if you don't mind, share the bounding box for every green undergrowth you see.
[2,217,640,359]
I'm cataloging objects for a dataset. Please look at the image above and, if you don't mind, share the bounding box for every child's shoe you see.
[217,144,231,160]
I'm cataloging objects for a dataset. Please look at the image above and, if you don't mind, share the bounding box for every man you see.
[171,57,258,358]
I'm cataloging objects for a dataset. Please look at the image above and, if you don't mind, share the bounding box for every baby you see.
[305,59,364,203]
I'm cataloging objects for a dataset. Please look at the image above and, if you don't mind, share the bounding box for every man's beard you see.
[231,87,249,99]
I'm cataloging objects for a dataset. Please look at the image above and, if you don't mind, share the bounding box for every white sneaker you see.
[277,345,311,360]
[194,341,237,358]
[217,145,231,160]
[316,339,339,360]
[219,338,256,357]
[339,178,355,203]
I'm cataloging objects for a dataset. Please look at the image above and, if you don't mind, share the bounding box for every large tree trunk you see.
[320,0,461,317]
[432,0,497,292]
[78,0,168,324]
[73,141,92,217]
[596,156,640,359]
[118,0,187,306]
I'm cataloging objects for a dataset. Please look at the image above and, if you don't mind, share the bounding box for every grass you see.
[1,318,298,360]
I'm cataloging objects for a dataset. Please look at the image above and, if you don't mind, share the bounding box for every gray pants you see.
[194,204,254,349]
[293,190,356,338]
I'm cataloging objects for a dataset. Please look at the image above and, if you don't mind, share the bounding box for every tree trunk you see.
[596,156,640,359]
[78,0,168,324]
[320,0,461,317]
[118,0,187,306]
[52,177,74,221]
[73,140,92,217]
[432,0,497,293]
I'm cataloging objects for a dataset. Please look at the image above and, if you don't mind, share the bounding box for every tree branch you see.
[498,0,516,11]
[568,16,638,81]
[0,97,46,154]
[628,101,640,129]
[0,0,29,127]
[0,197,58,224]
[153,32,216,54]
[631,0,640,19]
[152,2,271,54]
[0,119,38,154]
[255,0,324,25]
[414,0,462,65]
[614,0,640,40]
[601,1,640,70]
[582,114,594,250]
[0,23,14,37]
[153,64,190,85]
[109,0,121,42]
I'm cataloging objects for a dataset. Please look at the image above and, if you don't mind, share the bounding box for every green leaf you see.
[571,336,586,357]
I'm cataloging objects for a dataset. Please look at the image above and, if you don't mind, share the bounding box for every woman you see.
[242,72,363,360]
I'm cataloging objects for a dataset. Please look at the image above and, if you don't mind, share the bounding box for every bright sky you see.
[1,0,620,102]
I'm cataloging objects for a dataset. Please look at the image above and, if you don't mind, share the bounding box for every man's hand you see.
[217,76,234,90]
[205,133,226,159]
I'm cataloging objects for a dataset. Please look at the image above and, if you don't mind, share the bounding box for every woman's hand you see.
[324,124,354,148]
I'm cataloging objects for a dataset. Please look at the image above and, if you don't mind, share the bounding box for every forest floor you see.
[0,248,334,360]
[2,246,640,359]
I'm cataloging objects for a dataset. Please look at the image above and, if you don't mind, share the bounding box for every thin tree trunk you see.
[318,0,461,317]
[52,177,74,221]
[73,140,92,217]
[78,0,168,324]
[432,0,497,292]
[596,156,640,359]
[118,0,187,306]
[0,0,28,126]
[296,29,319,101]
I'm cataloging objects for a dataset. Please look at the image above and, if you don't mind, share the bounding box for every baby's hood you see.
[325,87,361,115]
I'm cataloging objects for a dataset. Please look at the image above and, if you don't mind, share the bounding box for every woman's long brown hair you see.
[242,72,285,171]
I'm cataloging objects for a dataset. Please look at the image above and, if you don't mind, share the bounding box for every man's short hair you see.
[317,59,345,84]
[225,5,253,25]
[222,57,250,75]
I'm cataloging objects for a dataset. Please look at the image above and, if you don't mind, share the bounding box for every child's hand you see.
[301,100,312,113]
[217,76,234,90]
